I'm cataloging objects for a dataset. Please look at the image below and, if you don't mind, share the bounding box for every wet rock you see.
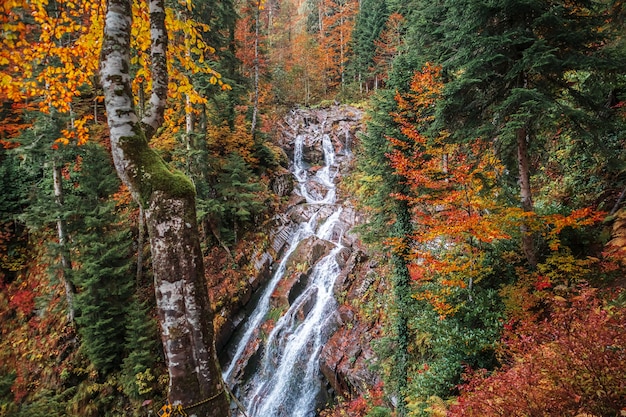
[218,106,368,415]
[319,315,381,397]
[294,286,318,321]
[288,204,336,225]
[248,251,273,291]
[302,143,324,165]
[335,247,352,269]
[286,235,335,268]
[271,168,294,197]
[269,236,335,310]
[333,250,367,297]
[268,216,299,259]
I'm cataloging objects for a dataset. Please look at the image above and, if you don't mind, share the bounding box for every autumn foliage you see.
[386,64,609,318]
[319,0,358,89]
[386,64,514,316]
[320,382,388,417]
[449,287,626,417]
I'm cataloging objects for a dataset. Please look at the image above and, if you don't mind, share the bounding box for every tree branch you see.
[142,0,168,139]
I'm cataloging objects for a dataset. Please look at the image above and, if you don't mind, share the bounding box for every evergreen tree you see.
[121,296,160,399]
[194,0,244,129]
[17,112,79,319]
[0,147,33,279]
[217,152,266,244]
[354,2,626,415]
[72,144,134,374]
[355,90,413,416]
[74,232,133,374]
[350,0,388,91]
[402,0,626,265]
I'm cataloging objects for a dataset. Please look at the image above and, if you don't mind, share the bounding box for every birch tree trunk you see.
[52,157,76,322]
[517,126,537,268]
[250,1,260,136]
[100,0,229,415]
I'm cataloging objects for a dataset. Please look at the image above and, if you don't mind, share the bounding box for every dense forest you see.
[1,0,626,416]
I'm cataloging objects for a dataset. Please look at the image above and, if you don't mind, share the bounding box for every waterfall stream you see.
[223,110,351,417]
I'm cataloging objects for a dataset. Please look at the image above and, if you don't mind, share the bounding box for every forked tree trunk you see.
[100,0,229,415]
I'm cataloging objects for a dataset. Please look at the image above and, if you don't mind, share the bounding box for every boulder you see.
[270,236,334,309]
[320,308,381,397]
[270,167,294,197]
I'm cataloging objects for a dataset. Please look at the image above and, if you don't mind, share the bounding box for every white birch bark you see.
[250,1,260,136]
[141,0,168,139]
[517,126,537,268]
[100,0,229,414]
[52,158,76,322]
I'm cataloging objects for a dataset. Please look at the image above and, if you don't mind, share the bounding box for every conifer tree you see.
[356,90,412,416]
[72,144,134,374]
[404,0,626,266]
[17,113,78,320]
[194,0,243,129]
[121,296,160,399]
[217,152,266,244]
[74,226,133,373]
[351,0,388,91]
[0,145,32,280]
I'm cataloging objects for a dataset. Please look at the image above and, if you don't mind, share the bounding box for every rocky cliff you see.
[208,105,383,412]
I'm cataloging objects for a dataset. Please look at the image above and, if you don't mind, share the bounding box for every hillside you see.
[1,0,626,416]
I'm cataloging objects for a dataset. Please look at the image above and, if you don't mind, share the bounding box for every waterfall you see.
[223,109,351,417]
[246,245,343,417]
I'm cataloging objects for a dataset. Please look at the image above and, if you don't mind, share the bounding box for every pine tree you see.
[74,231,133,374]
[216,152,266,244]
[121,296,160,399]
[193,0,243,129]
[403,0,626,266]
[0,146,33,279]
[355,90,413,416]
[17,112,79,319]
[350,0,388,92]
[72,144,134,374]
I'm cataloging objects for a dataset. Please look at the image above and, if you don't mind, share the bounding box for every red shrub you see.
[9,289,36,316]
[449,288,626,416]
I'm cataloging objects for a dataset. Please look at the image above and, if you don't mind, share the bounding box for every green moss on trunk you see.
[119,127,195,207]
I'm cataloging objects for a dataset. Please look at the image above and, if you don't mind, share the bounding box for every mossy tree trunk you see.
[100,0,229,415]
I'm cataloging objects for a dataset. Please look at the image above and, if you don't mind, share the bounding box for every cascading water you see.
[223,110,351,417]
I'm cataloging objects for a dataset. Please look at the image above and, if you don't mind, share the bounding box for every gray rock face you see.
[270,167,294,197]
[279,105,363,180]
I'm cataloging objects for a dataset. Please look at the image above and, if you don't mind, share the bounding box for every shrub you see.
[449,287,626,417]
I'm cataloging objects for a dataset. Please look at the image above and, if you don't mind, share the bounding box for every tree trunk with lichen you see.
[100,0,229,415]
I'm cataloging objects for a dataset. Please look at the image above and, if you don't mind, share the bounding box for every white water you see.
[224,116,346,417]
[246,245,342,417]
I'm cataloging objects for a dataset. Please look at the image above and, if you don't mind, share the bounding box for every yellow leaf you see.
[0,74,12,87]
